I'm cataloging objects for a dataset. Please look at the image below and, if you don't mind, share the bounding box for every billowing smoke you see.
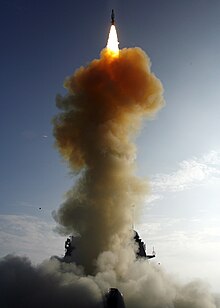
[0,254,218,307]
[0,47,219,307]
[52,47,164,273]
[0,255,103,308]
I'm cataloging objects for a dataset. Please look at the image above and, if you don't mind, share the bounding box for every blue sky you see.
[0,0,220,292]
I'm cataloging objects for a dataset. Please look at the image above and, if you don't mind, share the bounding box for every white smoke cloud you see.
[0,253,219,307]
[136,215,220,294]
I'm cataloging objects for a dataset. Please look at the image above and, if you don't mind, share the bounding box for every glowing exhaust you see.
[106,25,119,56]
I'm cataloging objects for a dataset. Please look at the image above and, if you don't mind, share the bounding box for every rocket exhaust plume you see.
[52,23,164,273]
[106,24,119,55]
[0,14,219,308]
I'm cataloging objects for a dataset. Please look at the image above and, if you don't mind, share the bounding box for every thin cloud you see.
[145,194,163,204]
[151,150,220,193]
[0,215,65,263]
[138,215,220,250]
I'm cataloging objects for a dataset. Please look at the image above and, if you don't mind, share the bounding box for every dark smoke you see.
[0,255,102,308]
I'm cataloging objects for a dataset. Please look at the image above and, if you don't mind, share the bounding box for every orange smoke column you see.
[53,47,164,273]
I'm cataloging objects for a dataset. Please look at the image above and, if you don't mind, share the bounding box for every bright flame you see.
[106,25,119,56]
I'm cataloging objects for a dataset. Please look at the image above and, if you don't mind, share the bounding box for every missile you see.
[111,9,115,25]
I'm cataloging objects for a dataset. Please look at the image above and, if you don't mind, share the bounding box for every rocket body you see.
[111,9,115,25]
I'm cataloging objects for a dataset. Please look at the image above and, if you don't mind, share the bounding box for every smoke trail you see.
[52,47,164,273]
